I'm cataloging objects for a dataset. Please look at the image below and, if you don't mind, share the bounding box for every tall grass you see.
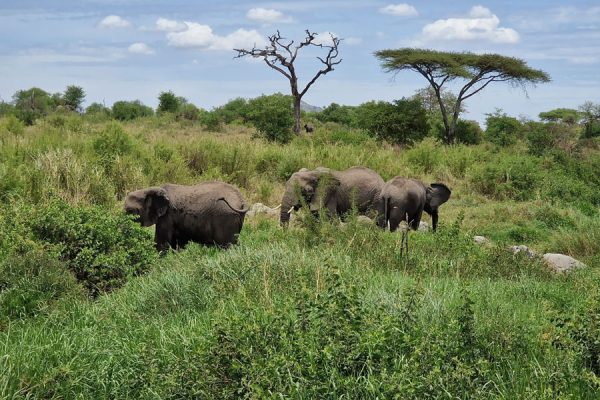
[0,116,599,398]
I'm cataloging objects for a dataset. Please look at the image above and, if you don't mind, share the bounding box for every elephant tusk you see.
[288,206,295,214]
[272,204,281,210]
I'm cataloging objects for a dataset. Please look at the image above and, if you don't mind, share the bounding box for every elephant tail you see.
[218,197,249,214]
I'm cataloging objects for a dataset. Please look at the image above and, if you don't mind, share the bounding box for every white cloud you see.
[98,15,131,28]
[166,22,265,50]
[246,8,293,24]
[379,4,418,17]
[345,37,362,45]
[155,17,187,32]
[128,42,155,55]
[313,31,339,46]
[421,6,519,43]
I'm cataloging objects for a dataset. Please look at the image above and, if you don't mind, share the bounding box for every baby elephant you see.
[303,123,314,133]
[124,181,248,250]
[378,177,451,232]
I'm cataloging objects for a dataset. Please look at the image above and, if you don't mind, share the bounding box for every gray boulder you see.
[542,253,586,273]
[473,235,490,245]
[418,221,429,231]
[510,245,538,258]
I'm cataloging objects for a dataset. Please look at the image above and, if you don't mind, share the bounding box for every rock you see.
[542,253,586,273]
[356,215,374,225]
[418,221,429,231]
[473,235,489,245]
[247,203,280,218]
[510,245,538,258]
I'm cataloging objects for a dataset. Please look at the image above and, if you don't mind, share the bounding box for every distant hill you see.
[300,100,323,113]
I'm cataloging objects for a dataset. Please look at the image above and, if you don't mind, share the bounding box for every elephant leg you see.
[155,219,174,251]
[388,207,405,232]
[431,210,439,232]
[409,212,422,231]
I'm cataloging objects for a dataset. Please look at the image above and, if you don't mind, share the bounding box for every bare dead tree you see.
[235,30,342,134]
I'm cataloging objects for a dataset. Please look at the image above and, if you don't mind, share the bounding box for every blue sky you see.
[1,0,599,123]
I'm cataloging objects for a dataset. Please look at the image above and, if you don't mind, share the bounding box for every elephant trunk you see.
[280,190,296,226]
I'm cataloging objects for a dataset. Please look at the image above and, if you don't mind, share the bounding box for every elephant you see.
[124,181,248,250]
[279,166,385,225]
[377,177,451,232]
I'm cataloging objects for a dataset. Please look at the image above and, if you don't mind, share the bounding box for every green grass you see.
[0,116,599,398]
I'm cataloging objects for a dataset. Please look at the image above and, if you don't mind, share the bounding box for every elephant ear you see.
[309,172,340,211]
[426,183,451,209]
[145,187,170,224]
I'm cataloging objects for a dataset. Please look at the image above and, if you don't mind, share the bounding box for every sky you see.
[1,0,599,124]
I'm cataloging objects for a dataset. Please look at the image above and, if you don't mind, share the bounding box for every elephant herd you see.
[124,166,451,251]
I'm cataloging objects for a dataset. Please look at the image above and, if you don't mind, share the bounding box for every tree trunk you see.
[293,96,301,135]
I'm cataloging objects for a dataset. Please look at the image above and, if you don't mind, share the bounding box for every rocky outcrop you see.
[542,253,586,273]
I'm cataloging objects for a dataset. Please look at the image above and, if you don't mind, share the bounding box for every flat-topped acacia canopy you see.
[374,48,551,144]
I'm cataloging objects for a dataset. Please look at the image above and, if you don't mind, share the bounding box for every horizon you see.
[1,1,599,124]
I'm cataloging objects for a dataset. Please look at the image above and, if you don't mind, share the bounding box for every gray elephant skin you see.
[124,181,248,250]
[378,177,451,232]
[279,166,385,225]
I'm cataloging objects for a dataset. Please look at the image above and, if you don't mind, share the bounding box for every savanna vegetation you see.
[0,83,599,398]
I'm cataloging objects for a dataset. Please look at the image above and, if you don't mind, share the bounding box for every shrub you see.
[470,154,541,200]
[355,99,429,144]
[1,114,25,136]
[454,119,483,145]
[157,91,180,113]
[247,93,294,143]
[0,246,82,326]
[200,110,224,132]
[315,103,356,125]
[12,87,54,125]
[484,110,522,146]
[524,121,555,155]
[30,200,157,296]
[177,103,201,121]
[92,122,134,162]
[215,97,250,124]
[111,100,153,121]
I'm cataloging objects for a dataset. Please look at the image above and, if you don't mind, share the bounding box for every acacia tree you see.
[235,30,341,134]
[374,49,550,144]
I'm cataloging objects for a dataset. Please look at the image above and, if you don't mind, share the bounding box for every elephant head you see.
[279,168,339,225]
[424,183,451,231]
[124,187,170,227]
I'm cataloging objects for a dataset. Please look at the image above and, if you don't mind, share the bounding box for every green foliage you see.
[0,101,15,117]
[484,109,522,146]
[247,93,294,143]
[12,87,54,125]
[157,90,180,113]
[315,102,356,125]
[30,200,157,296]
[539,108,581,124]
[215,97,249,124]
[524,121,555,155]
[177,102,201,121]
[200,109,224,131]
[458,120,483,144]
[92,122,134,162]
[1,114,25,136]
[63,85,85,112]
[111,100,154,121]
[579,101,600,138]
[0,246,82,326]
[355,98,429,144]
[470,154,540,200]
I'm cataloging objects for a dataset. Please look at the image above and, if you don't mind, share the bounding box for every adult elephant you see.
[377,177,451,232]
[124,181,248,250]
[279,166,385,225]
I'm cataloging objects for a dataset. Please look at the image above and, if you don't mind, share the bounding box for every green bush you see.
[247,93,294,143]
[0,246,82,326]
[111,100,154,121]
[92,122,134,163]
[315,103,356,126]
[157,91,180,114]
[1,114,25,136]
[470,154,541,200]
[214,97,249,124]
[484,110,522,146]
[30,200,157,296]
[354,99,429,144]
[177,103,201,121]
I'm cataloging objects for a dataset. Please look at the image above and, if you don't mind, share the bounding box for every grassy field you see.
[1,115,599,398]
